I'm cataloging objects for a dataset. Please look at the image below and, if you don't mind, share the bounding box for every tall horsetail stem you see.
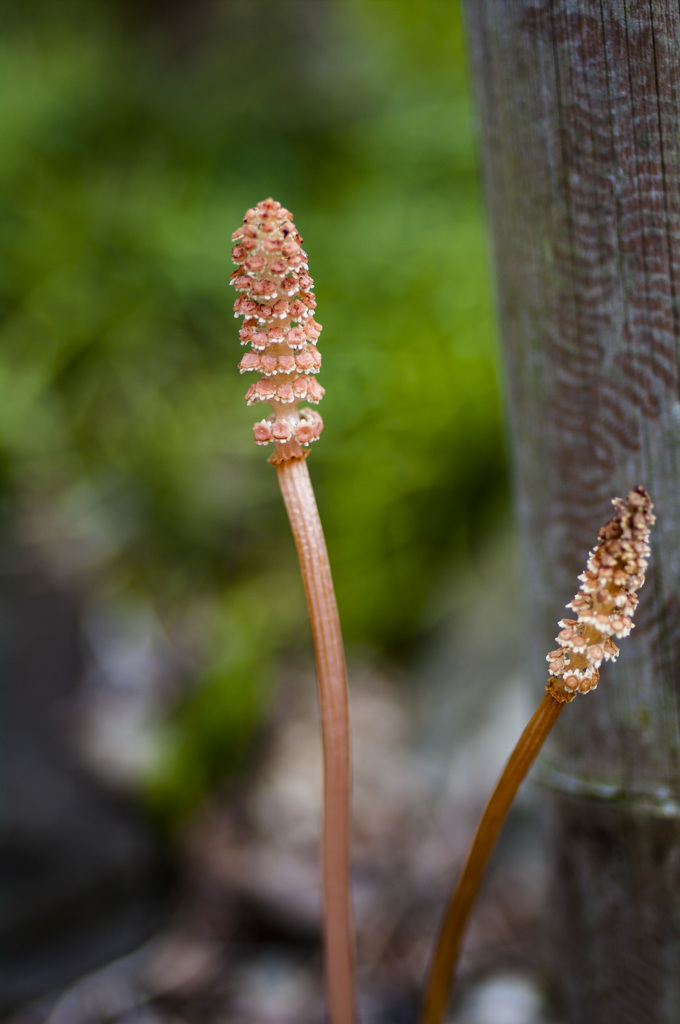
[231,199,357,1024]
[420,487,655,1024]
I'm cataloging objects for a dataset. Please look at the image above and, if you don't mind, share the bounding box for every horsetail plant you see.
[420,486,655,1024]
[231,199,357,1024]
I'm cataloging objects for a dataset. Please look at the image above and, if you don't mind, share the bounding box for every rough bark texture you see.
[464,2,680,1022]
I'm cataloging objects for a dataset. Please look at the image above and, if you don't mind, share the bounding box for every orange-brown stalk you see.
[420,689,568,1024]
[231,199,357,1024]
[277,457,355,1024]
[420,487,655,1024]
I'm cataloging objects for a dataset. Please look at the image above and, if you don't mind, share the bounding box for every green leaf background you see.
[0,0,506,820]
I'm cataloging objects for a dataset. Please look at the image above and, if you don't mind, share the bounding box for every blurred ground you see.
[1,524,560,1024]
[4,667,556,1024]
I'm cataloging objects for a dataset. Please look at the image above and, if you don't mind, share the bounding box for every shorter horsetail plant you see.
[231,199,357,1024]
[420,486,655,1024]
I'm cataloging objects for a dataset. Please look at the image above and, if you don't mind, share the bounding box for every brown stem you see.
[276,456,357,1024]
[420,689,568,1024]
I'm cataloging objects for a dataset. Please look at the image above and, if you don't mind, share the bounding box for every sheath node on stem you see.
[420,487,655,1024]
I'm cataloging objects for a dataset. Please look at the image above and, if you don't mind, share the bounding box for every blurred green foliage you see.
[0,0,506,819]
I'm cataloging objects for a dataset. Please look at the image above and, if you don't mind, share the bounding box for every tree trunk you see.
[463,3,680,1021]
